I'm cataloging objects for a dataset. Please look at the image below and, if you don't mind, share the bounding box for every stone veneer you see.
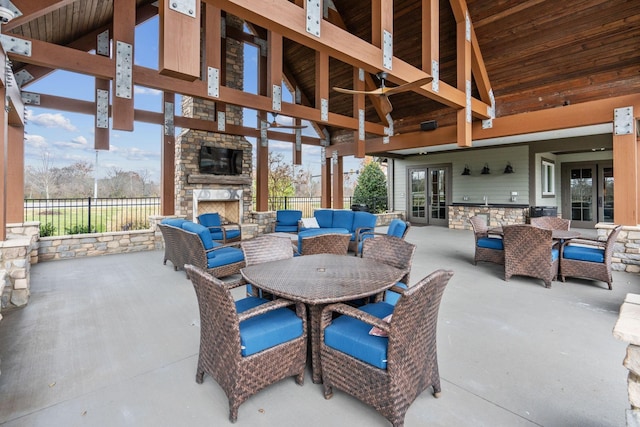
[613,294,640,425]
[448,205,527,229]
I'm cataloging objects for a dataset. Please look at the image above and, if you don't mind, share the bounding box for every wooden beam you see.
[613,105,639,225]
[112,0,135,131]
[6,124,24,222]
[206,0,491,117]
[268,31,283,112]
[159,0,200,80]
[422,0,439,72]
[5,0,76,31]
[161,93,175,216]
[456,7,472,148]
[321,157,331,208]
[332,154,344,209]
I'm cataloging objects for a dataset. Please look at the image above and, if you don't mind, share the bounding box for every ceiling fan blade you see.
[269,120,307,130]
[333,86,385,96]
[380,95,394,115]
[383,76,433,96]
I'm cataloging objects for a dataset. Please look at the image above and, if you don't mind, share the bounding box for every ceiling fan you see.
[262,112,308,130]
[333,71,433,115]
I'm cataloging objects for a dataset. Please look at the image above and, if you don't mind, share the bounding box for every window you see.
[542,159,555,196]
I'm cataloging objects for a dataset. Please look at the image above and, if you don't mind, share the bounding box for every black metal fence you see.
[24,197,161,237]
[267,196,387,217]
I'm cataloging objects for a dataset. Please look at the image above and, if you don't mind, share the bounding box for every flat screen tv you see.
[199,146,243,175]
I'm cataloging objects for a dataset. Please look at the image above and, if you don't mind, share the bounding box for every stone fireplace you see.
[193,188,244,223]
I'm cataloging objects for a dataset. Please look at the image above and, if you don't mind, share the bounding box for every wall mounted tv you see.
[199,146,243,175]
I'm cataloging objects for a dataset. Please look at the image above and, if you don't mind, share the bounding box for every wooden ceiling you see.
[5,0,640,144]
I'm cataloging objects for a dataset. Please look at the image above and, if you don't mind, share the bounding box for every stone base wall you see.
[0,222,40,315]
[448,205,527,230]
[597,224,640,274]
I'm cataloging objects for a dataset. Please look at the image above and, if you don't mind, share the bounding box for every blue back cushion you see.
[551,248,559,261]
[563,245,604,263]
[277,210,302,226]
[477,237,503,250]
[353,211,377,231]
[207,247,244,268]
[332,210,355,230]
[182,221,216,250]
[387,219,407,238]
[198,213,222,232]
[324,302,395,369]
[384,282,408,306]
[314,210,334,228]
[161,218,187,227]
[236,297,304,357]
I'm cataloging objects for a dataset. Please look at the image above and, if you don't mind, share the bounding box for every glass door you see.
[408,166,450,226]
[562,162,613,228]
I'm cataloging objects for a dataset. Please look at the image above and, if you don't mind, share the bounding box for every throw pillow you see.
[369,314,393,337]
[301,217,320,228]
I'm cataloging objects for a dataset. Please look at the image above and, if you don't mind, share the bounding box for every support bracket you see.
[208,67,220,98]
[115,41,133,99]
[164,101,175,135]
[169,0,197,18]
[614,106,634,135]
[96,89,109,129]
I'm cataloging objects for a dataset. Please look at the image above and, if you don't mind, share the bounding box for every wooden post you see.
[112,0,135,131]
[613,106,639,225]
[159,0,201,80]
[161,92,175,216]
[6,124,24,222]
[332,153,344,209]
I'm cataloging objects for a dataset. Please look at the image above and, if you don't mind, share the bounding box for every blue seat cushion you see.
[209,229,241,241]
[236,297,304,357]
[384,282,408,306]
[181,221,217,250]
[161,218,187,227]
[324,302,395,369]
[477,237,503,250]
[207,247,244,269]
[387,219,407,238]
[275,224,298,233]
[551,248,559,261]
[563,245,604,263]
[314,210,334,228]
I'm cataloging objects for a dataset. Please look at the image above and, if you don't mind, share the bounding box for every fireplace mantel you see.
[188,174,252,185]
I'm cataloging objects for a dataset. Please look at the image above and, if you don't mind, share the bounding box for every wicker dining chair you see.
[300,233,350,255]
[503,224,559,288]
[530,216,571,230]
[469,216,504,265]
[185,264,307,423]
[361,234,416,305]
[320,269,454,427]
[241,234,296,297]
[560,225,622,290]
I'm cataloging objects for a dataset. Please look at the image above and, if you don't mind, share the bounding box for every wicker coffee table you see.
[241,254,407,383]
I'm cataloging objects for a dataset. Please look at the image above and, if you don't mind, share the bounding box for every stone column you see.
[613,293,640,425]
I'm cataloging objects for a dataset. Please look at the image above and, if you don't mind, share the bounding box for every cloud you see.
[134,86,162,96]
[110,144,159,161]
[52,135,89,150]
[26,111,77,131]
[24,134,48,149]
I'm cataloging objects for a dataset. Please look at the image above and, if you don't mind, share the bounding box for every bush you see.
[39,223,56,237]
[65,225,97,235]
[353,162,388,213]
[118,218,150,231]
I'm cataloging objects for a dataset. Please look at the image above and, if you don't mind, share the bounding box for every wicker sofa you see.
[298,209,377,253]
[158,218,245,279]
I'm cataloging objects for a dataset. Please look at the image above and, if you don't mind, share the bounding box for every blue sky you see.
[23,16,362,184]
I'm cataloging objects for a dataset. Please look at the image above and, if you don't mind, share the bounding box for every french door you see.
[561,161,613,228]
[408,165,450,226]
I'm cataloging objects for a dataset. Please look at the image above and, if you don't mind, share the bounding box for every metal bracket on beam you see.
[0,1,22,19]
[168,0,196,18]
[320,146,326,165]
[321,98,328,122]
[465,11,471,42]
[14,69,33,87]
[97,30,109,57]
[322,128,330,146]
[96,89,109,129]
[358,68,364,82]
[272,84,282,111]
[383,113,394,143]
[164,101,175,135]
[383,30,393,70]
[358,109,365,141]
[295,128,301,151]
[260,120,268,147]
[115,41,133,99]
[306,0,321,37]
[431,60,439,93]
[482,89,496,129]
[614,106,634,135]
[295,87,302,104]
[21,91,40,106]
[217,111,226,131]
[0,35,31,57]
[208,67,220,98]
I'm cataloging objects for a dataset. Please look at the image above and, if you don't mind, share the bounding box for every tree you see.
[352,161,388,213]
[268,152,295,198]
[26,152,56,199]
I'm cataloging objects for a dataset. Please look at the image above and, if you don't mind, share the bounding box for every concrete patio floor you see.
[0,225,637,426]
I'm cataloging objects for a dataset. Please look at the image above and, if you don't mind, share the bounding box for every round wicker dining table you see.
[241,253,407,383]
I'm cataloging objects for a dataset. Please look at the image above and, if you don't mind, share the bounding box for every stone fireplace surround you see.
[193,188,243,224]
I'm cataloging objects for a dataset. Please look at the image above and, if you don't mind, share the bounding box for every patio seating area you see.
[0,225,636,426]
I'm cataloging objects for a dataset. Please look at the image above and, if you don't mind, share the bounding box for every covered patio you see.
[0,225,634,426]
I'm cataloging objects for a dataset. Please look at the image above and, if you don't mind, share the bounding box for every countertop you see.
[450,203,529,209]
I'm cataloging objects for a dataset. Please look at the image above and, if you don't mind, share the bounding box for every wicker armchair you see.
[158,222,186,271]
[300,233,350,255]
[355,219,411,256]
[361,234,416,305]
[560,225,622,290]
[241,235,296,297]
[503,224,559,288]
[320,269,454,427]
[197,212,242,243]
[530,216,571,230]
[469,216,504,265]
[185,264,307,423]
